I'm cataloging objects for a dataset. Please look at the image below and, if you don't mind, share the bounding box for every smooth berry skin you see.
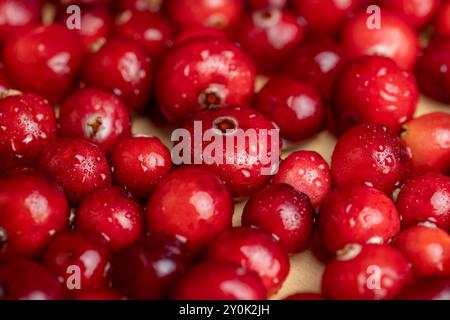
[0,169,69,257]
[434,1,450,38]
[284,293,326,300]
[3,24,84,103]
[332,56,418,134]
[43,230,112,290]
[174,27,228,45]
[379,0,441,29]
[173,261,267,300]
[398,277,450,300]
[205,227,290,295]
[272,151,331,208]
[83,38,153,113]
[0,93,57,172]
[117,0,162,13]
[322,244,412,300]
[59,88,131,154]
[110,136,172,200]
[242,184,315,254]
[248,0,287,10]
[146,167,233,252]
[254,76,324,142]
[37,139,111,204]
[76,186,144,252]
[0,68,12,94]
[156,38,256,124]
[331,124,412,194]
[341,11,419,70]
[111,234,189,300]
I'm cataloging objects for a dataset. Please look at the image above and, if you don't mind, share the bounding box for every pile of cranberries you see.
[0,0,449,301]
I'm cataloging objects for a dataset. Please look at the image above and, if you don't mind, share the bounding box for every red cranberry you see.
[331,124,412,194]
[272,151,331,208]
[76,186,144,251]
[110,136,172,200]
[284,293,326,300]
[248,0,286,10]
[0,68,12,94]
[117,0,162,13]
[59,88,131,154]
[0,169,68,256]
[156,38,256,124]
[379,0,441,29]
[254,76,325,141]
[322,244,412,300]
[434,1,450,37]
[58,0,111,5]
[174,27,228,45]
[37,139,111,204]
[242,184,315,253]
[0,93,57,172]
[73,288,123,300]
[398,277,450,300]
[395,226,450,278]
[111,234,189,300]
[173,261,267,300]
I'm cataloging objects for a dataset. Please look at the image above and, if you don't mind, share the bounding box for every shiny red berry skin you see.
[236,9,304,73]
[0,93,57,172]
[73,288,123,300]
[318,185,400,253]
[272,151,331,208]
[110,136,172,200]
[37,139,111,204]
[146,167,233,252]
[341,11,419,70]
[395,226,450,278]
[322,244,412,300]
[242,184,315,253]
[76,186,144,251]
[284,293,326,300]
[398,277,450,300]
[331,124,412,194]
[83,38,153,113]
[3,24,84,103]
[379,0,441,29]
[59,88,131,154]
[174,26,227,45]
[173,261,267,300]
[117,0,162,13]
[43,230,112,290]
[254,76,325,141]
[111,234,189,300]
[0,169,69,256]
[332,56,418,134]
[156,38,256,124]
[0,68,12,94]
[248,0,287,10]
[434,1,450,37]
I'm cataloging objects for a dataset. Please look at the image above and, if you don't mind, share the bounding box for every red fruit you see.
[0,93,57,172]
[73,288,123,300]
[398,277,450,300]
[43,230,112,290]
[0,68,12,93]
[318,185,400,253]
[76,186,144,251]
[111,234,189,300]
[331,124,412,194]
[395,226,450,278]
[156,38,255,124]
[110,136,172,199]
[284,293,326,300]
[37,139,111,204]
[0,169,69,256]
[83,38,153,113]
[174,26,227,45]
[434,1,450,37]
[379,0,441,29]
[272,151,331,208]
[248,0,287,10]
[205,227,290,294]
[58,0,111,5]
[59,88,131,154]
[2,24,84,102]
[341,10,419,70]
[242,184,315,253]
[146,167,233,252]
[173,261,267,300]
[254,76,325,141]
[117,0,162,13]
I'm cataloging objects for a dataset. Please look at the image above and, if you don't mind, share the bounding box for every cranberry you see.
[434,1,450,37]
[76,186,144,251]
[73,288,123,300]
[322,244,412,300]
[272,151,331,208]
[0,68,12,93]
[0,93,57,172]
[331,56,419,134]
[2,24,84,103]
[173,261,267,300]
[341,10,419,70]
[284,293,326,300]
[37,139,111,204]
[236,8,304,73]
[248,0,286,10]
[398,277,450,300]
[379,0,441,29]
[82,38,153,113]
[111,234,189,300]
[117,0,162,13]
[254,76,325,141]
[174,27,228,45]
[59,88,131,154]
[110,136,172,200]
[242,184,315,253]
[58,0,111,5]
[331,124,412,194]
[156,38,256,124]
[395,226,450,278]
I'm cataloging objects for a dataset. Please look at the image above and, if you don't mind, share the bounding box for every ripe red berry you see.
[174,26,227,45]
[398,277,450,300]
[0,68,12,94]
[434,1,450,38]
[57,0,111,5]
[379,0,441,29]
[248,0,287,10]
[284,293,326,300]
[117,0,162,13]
